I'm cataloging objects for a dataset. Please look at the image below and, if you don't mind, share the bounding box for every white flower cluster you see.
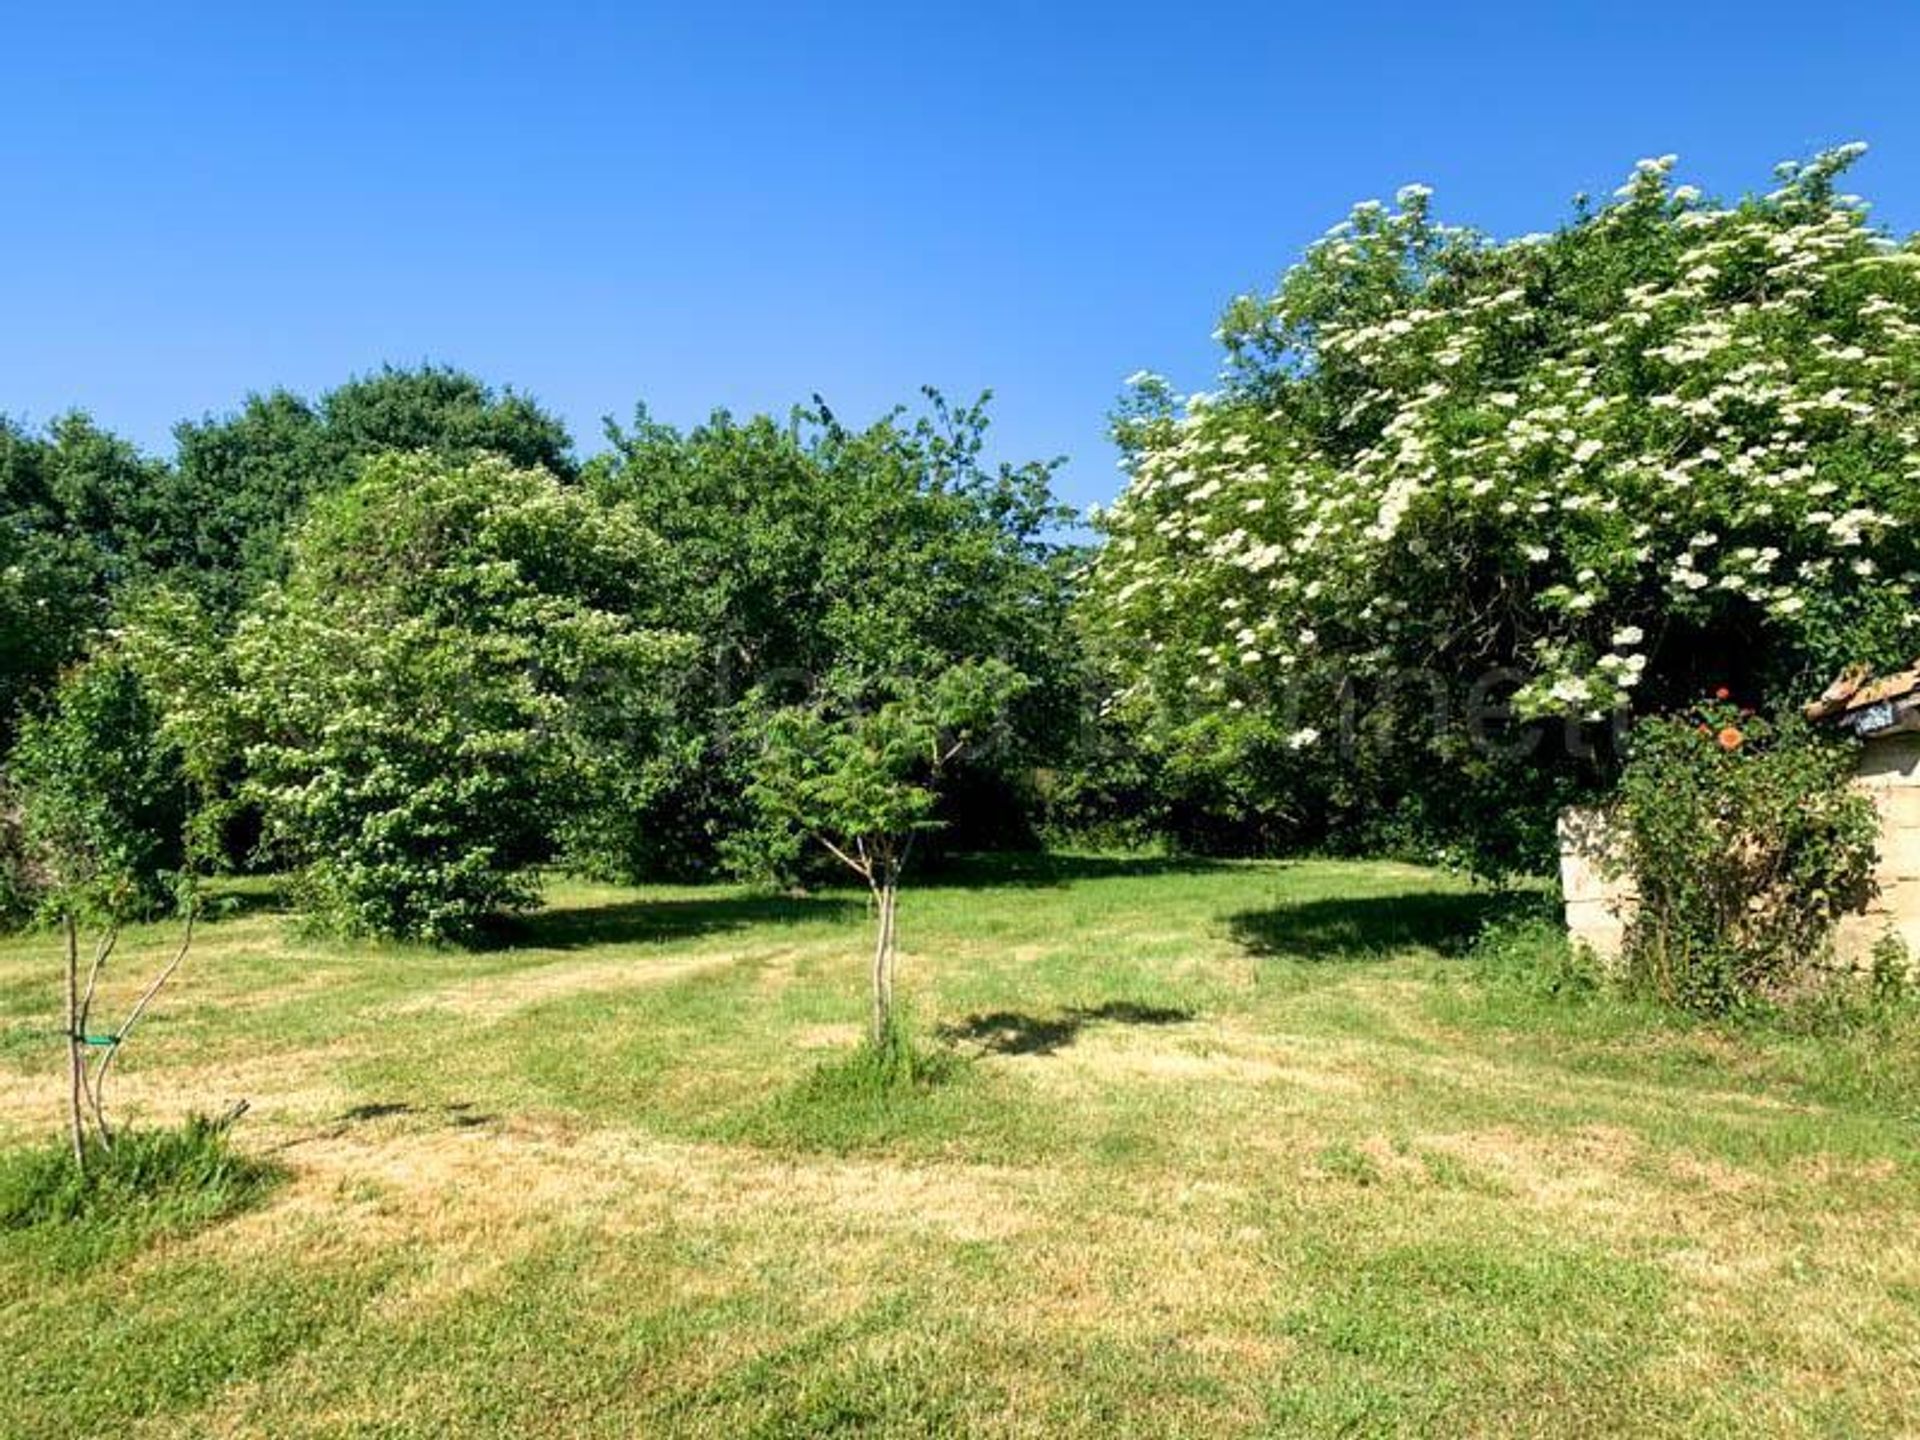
[1090,147,1920,742]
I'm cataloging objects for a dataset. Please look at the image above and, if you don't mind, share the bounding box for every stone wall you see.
[1834,734,1920,964]
[1560,733,1920,968]
[1558,807,1634,961]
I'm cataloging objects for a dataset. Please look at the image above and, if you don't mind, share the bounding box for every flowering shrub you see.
[1086,146,1920,862]
[232,453,693,943]
[1613,700,1877,1014]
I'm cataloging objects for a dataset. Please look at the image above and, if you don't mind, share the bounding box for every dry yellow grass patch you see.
[389,948,761,1020]
[0,1038,364,1143]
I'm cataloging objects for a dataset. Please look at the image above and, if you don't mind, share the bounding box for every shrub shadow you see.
[483,893,862,952]
[1230,890,1519,962]
[925,852,1249,891]
[335,1100,498,1129]
[938,1000,1195,1057]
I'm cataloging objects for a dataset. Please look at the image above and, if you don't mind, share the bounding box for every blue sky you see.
[4,1,1917,511]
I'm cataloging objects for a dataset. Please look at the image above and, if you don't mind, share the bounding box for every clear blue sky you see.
[4,1,1917,511]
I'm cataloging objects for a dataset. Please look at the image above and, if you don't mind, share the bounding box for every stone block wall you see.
[1833,734,1920,964]
[1558,807,1634,961]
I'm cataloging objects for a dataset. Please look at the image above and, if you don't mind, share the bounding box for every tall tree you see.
[0,413,171,741]
[167,366,576,612]
[1087,146,1920,869]
[586,391,1080,879]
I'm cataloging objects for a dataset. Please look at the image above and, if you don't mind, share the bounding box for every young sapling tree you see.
[750,659,1030,1047]
[10,651,198,1170]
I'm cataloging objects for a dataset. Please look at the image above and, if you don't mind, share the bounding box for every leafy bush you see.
[232,452,692,942]
[1612,701,1878,1013]
[7,650,189,920]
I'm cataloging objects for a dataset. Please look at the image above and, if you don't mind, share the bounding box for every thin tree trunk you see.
[879,880,897,1035]
[869,880,893,1047]
[63,913,85,1173]
[91,905,195,1136]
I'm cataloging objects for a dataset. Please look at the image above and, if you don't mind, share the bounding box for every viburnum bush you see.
[231,453,693,943]
[1612,696,1878,1014]
[1086,146,1920,864]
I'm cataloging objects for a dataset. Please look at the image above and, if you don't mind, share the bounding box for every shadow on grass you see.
[922,851,1249,890]
[334,1100,498,1130]
[484,893,862,952]
[938,1000,1195,1056]
[1230,890,1520,962]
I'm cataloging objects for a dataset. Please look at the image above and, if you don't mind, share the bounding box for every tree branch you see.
[815,832,872,883]
[91,904,197,1111]
[76,924,119,1044]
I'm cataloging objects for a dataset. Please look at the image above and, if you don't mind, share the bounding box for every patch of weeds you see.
[808,1017,968,1096]
[0,1113,281,1272]
[779,1020,967,1118]
[1466,906,1604,1001]
[724,1018,978,1154]
[1777,936,1919,1033]
[1316,1141,1384,1187]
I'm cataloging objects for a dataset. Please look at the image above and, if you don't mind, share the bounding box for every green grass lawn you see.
[3,855,1918,1437]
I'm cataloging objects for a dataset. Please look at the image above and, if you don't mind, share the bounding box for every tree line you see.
[5,372,1111,1072]
[8,146,1919,1003]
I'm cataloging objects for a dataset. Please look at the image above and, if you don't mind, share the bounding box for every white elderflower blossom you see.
[1088,144,1919,740]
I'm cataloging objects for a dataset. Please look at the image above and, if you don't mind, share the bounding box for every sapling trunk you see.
[56,898,196,1165]
[64,912,85,1173]
[869,876,899,1047]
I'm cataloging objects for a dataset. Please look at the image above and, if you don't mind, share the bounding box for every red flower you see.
[1718,726,1744,752]
[1714,686,1732,701]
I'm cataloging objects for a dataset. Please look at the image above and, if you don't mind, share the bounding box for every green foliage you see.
[0,1113,278,1269]
[3,369,575,749]
[7,650,189,919]
[1088,146,1920,867]
[1612,702,1879,1013]
[1867,932,1914,1007]
[1465,902,1604,1001]
[588,392,1080,879]
[114,585,254,864]
[733,1016,971,1154]
[319,365,576,478]
[231,452,690,942]
[0,777,37,928]
[0,413,171,742]
[803,1016,966,1098]
[167,366,577,613]
[746,660,1035,879]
